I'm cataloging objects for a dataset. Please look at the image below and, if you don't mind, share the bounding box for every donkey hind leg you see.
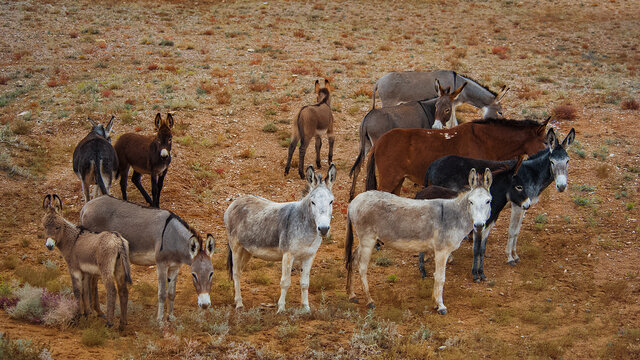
[119,165,130,200]
[277,252,295,313]
[299,255,316,312]
[327,135,335,166]
[131,170,153,205]
[102,272,117,327]
[80,274,91,317]
[70,272,84,321]
[231,246,251,310]
[90,275,105,318]
[314,135,323,169]
[506,204,526,265]
[418,252,427,279]
[347,246,361,303]
[166,266,180,321]
[115,263,129,329]
[432,250,450,315]
[284,134,299,176]
[357,243,375,309]
[297,141,309,179]
[156,263,169,323]
[81,178,91,203]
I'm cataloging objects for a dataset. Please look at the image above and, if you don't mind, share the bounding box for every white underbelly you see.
[79,263,101,275]
[131,251,157,266]
[245,246,282,262]
[385,239,434,253]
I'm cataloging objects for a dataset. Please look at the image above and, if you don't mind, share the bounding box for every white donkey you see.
[345,168,492,315]
[225,164,336,312]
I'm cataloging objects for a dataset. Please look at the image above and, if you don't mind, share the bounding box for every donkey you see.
[80,195,214,322]
[504,128,575,265]
[41,194,131,329]
[72,116,118,202]
[419,154,532,282]
[285,80,335,179]
[346,169,492,314]
[115,113,173,207]
[226,164,336,312]
[371,70,509,124]
[348,81,468,200]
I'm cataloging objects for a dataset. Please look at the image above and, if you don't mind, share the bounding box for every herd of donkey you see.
[38,69,576,330]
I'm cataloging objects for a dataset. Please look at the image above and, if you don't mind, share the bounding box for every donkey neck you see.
[441,192,473,233]
[418,98,436,126]
[455,75,496,108]
[523,150,553,196]
[57,217,84,252]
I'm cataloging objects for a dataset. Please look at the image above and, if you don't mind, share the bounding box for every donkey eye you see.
[311,201,316,206]
[515,185,523,191]
[329,200,333,205]
[486,200,491,204]
[191,273,198,281]
[208,272,213,280]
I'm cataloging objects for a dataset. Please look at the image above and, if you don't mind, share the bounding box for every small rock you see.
[247,48,255,52]
[438,346,447,350]
[546,298,552,302]
[585,309,591,313]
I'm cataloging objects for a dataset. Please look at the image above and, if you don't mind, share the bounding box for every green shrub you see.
[0,333,51,360]
[81,324,111,347]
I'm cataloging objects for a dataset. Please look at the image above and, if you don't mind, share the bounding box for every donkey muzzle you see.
[473,223,485,232]
[522,198,531,210]
[160,149,169,158]
[45,238,55,250]
[555,175,567,192]
[198,293,211,309]
[318,226,330,236]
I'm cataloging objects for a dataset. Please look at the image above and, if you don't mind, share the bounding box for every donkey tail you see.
[294,107,306,148]
[345,213,354,292]
[349,119,368,178]
[95,158,109,196]
[365,151,377,191]
[118,235,132,284]
[371,81,378,110]
[226,243,233,282]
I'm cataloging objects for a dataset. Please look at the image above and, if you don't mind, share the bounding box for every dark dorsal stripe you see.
[456,72,497,96]
[160,213,200,251]
[470,118,544,127]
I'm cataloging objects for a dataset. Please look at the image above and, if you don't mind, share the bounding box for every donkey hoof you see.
[301,306,311,313]
[235,305,244,312]
[507,260,517,266]
[105,321,113,328]
[316,163,322,169]
[474,277,481,283]
[349,297,359,304]
[367,302,376,309]
[437,308,448,315]
[515,257,521,263]
[480,274,487,281]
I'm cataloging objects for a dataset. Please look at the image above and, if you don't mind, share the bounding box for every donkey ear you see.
[435,79,442,97]
[205,234,215,257]
[561,128,575,148]
[87,118,98,127]
[314,80,320,94]
[166,113,175,128]
[468,168,478,189]
[495,86,509,103]
[513,154,525,176]
[52,194,63,212]
[43,194,52,209]
[324,79,330,88]
[545,128,558,151]
[154,113,162,129]
[324,163,337,190]
[189,236,200,259]
[105,115,115,136]
[305,165,316,187]
[451,82,467,101]
[483,168,493,190]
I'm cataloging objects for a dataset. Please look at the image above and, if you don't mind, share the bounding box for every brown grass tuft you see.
[0,75,9,85]
[293,29,306,38]
[164,64,177,73]
[552,104,577,121]
[352,86,372,98]
[148,63,158,71]
[216,89,231,104]
[291,66,310,75]
[621,99,639,110]
[518,85,542,100]
[249,81,274,92]
[491,46,509,59]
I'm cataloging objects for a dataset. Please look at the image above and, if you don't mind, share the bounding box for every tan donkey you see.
[285,79,335,179]
[41,194,132,329]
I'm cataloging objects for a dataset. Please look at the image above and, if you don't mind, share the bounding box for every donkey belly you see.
[386,238,434,253]
[79,263,101,276]
[244,246,282,262]
[130,250,157,266]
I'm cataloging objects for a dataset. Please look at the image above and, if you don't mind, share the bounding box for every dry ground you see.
[0,0,639,359]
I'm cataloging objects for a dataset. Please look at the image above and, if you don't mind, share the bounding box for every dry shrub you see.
[148,63,158,71]
[552,104,577,120]
[69,31,79,38]
[279,103,290,112]
[101,89,112,98]
[124,98,135,106]
[14,265,60,288]
[491,46,509,59]
[518,85,542,100]
[596,164,609,179]
[43,292,77,329]
[293,29,306,38]
[216,89,231,104]
[414,39,424,45]
[199,81,217,94]
[210,67,230,78]
[250,56,262,65]
[249,81,274,92]
[378,44,391,51]
[164,64,177,73]
[621,99,639,110]
[203,29,214,36]
[81,323,113,347]
[12,50,29,61]
[453,47,467,58]
[352,86,372,98]
[312,3,324,10]
[291,65,310,75]
[7,285,44,323]
[0,75,9,85]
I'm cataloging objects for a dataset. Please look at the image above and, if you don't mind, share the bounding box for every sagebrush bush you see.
[7,284,45,323]
[43,292,77,329]
[0,333,52,360]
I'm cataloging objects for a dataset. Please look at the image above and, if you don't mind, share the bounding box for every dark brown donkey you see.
[365,118,550,195]
[285,79,335,179]
[115,113,173,207]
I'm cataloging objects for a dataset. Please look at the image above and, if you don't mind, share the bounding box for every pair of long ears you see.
[87,115,115,137]
[435,79,468,100]
[545,127,576,151]
[189,234,215,259]
[468,168,493,190]
[314,79,332,93]
[154,113,175,129]
[42,194,62,212]
[305,163,337,190]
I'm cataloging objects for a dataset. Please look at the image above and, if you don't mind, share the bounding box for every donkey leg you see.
[151,174,159,208]
[69,271,84,321]
[115,266,128,329]
[477,224,494,281]
[156,263,169,323]
[231,247,246,310]
[433,251,449,315]
[506,205,526,265]
[166,266,180,321]
[328,135,335,165]
[284,135,299,176]
[299,255,316,312]
[81,274,91,317]
[314,135,322,169]
[132,171,153,205]
[357,244,375,308]
[90,275,104,317]
[103,274,117,327]
[472,230,481,282]
[119,165,130,200]
[155,170,168,208]
[297,143,308,179]
[348,246,360,302]
[81,179,91,203]
[277,252,295,313]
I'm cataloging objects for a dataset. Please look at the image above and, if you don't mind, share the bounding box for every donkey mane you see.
[470,118,545,127]
[456,72,497,96]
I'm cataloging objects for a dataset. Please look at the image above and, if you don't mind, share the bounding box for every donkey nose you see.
[522,198,531,210]
[318,226,330,236]
[473,222,485,231]
[160,149,169,158]
[198,293,211,309]
[556,183,567,192]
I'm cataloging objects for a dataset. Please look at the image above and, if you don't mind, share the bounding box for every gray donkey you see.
[226,164,336,312]
[72,116,118,202]
[41,194,131,329]
[80,195,215,323]
[372,70,509,124]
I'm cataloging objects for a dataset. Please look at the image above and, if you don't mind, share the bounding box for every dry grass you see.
[491,46,509,59]
[552,104,577,120]
[216,89,231,104]
[249,81,274,92]
[621,99,639,110]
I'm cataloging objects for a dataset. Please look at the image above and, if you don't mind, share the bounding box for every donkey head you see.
[433,80,467,129]
[41,194,64,251]
[506,155,531,210]
[153,113,174,160]
[481,86,509,120]
[88,116,115,143]
[305,164,336,237]
[314,79,331,106]
[467,168,493,231]
[188,234,215,309]
[545,128,575,192]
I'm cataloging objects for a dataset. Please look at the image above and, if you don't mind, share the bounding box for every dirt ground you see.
[0,0,639,359]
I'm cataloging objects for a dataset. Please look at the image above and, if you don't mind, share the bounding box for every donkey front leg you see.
[231,247,247,310]
[314,135,322,169]
[156,263,169,323]
[131,171,153,205]
[89,275,105,318]
[506,204,526,265]
[69,271,84,320]
[154,169,168,208]
[299,255,316,312]
[433,251,449,315]
[277,252,295,313]
[166,266,180,321]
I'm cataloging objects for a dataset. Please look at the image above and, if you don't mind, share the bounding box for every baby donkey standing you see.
[41,194,132,329]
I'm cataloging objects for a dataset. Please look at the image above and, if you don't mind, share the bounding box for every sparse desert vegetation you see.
[0,0,639,358]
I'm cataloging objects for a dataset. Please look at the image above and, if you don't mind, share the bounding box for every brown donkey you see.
[285,79,335,179]
[115,113,173,207]
[41,194,132,329]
